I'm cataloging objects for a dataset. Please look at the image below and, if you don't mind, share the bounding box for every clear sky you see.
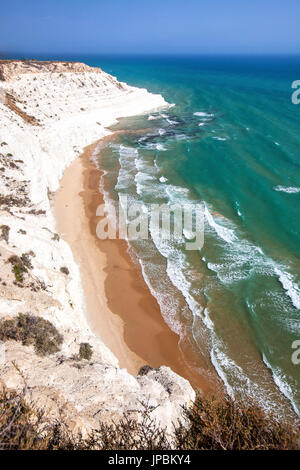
[1,0,300,56]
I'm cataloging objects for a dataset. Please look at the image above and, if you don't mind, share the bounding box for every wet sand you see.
[54,137,220,392]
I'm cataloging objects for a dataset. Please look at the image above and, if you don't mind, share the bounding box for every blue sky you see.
[1,0,300,56]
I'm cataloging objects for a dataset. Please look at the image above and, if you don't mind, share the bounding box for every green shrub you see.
[12,264,26,283]
[0,313,63,356]
[7,255,27,283]
[7,253,34,282]
[78,342,93,361]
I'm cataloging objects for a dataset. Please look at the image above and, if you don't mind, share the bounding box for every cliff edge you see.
[0,60,195,435]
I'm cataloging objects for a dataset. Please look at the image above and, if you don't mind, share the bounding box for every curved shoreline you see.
[54,136,218,392]
[0,60,198,431]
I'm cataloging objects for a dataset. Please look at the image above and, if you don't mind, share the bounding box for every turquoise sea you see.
[51,54,300,416]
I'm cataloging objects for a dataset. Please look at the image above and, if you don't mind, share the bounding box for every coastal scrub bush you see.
[138,365,154,376]
[12,264,27,283]
[60,266,69,276]
[0,224,10,242]
[7,255,27,283]
[175,394,300,450]
[0,389,299,450]
[20,252,34,269]
[0,313,63,356]
[0,387,76,450]
[0,193,28,208]
[7,253,35,282]
[78,342,93,361]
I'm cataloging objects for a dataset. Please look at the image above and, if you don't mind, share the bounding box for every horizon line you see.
[3,52,300,59]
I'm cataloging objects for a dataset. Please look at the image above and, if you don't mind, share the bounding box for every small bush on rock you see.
[0,225,10,242]
[78,342,93,361]
[138,365,154,376]
[0,313,63,356]
[60,266,69,276]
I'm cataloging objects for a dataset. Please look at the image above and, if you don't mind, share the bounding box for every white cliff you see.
[0,60,194,434]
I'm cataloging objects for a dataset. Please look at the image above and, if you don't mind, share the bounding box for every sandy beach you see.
[54,137,218,392]
[0,59,198,431]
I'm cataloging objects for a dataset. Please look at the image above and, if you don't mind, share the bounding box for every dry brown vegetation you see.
[0,313,63,356]
[0,387,299,450]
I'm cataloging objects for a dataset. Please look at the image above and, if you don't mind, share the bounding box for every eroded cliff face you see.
[0,60,195,434]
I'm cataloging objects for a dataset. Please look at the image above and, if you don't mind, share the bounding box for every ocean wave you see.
[115,168,135,191]
[274,267,300,310]
[212,136,228,141]
[194,111,214,117]
[111,140,299,417]
[165,184,191,203]
[137,256,185,335]
[204,205,237,244]
[174,134,188,141]
[141,142,167,151]
[274,185,300,194]
[263,354,299,417]
[166,118,180,125]
[201,308,279,413]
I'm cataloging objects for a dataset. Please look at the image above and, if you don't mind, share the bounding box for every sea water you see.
[87,55,300,417]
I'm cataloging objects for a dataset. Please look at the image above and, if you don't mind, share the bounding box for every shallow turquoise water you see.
[82,55,300,416]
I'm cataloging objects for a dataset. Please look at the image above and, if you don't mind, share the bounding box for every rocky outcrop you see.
[0,60,102,82]
[0,61,195,434]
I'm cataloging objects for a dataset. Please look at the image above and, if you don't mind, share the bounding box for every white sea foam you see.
[274,185,300,194]
[115,145,138,192]
[159,176,168,183]
[274,267,300,310]
[263,354,299,417]
[165,185,190,202]
[204,205,236,244]
[156,143,167,151]
[166,118,180,125]
[194,111,214,117]
[115,168,135,191]
[175,134,188,141]
[201,308,275,410]
[114,141,300,418]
